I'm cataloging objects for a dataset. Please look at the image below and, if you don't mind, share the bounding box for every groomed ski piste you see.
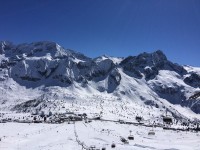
[0,116,200,150]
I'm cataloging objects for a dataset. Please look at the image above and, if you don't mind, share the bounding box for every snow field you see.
[0,121,200,150]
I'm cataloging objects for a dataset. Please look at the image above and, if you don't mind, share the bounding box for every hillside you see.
[0,41,200,122]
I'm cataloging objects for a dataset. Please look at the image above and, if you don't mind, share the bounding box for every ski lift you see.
[136,116,142,122]
[148,130,155,135]
[111,143,116,148]
[148,125,155,135]
[163,116,173,124]
[163,110,173,124]
[128,135,134,140]
[128,130,134,140]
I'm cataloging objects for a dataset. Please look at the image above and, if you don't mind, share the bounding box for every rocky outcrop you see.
[120,50,186,80]
[184,73,200,88]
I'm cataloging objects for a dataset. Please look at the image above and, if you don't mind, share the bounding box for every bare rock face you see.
[120,50,186,80]
[107,69,121,93]
[184,73,200,88]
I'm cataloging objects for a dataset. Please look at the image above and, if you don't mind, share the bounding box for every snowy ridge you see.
[0,41,200,122]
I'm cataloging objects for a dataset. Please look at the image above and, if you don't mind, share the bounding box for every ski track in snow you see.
[0,121,200,150]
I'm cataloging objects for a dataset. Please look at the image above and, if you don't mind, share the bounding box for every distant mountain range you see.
[0,41,200,120]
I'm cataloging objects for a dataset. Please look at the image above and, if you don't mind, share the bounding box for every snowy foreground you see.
[0,121,200,150]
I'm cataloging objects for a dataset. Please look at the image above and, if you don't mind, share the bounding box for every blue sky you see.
[0,0,200,66]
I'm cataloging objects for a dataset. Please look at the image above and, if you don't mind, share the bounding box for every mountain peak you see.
[121,50,168,67]
[152,50,167,61]
[0,41,77,59]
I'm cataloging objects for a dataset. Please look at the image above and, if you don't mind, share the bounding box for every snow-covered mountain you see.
[0,41,200,121]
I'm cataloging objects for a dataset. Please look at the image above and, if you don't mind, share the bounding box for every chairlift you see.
[148,130,155,135]
[128,135,134,140]
[136,116,142,122]
[128,130,134,140]
[163,110,173,124]
[163,116,173,124]
[111,143,116,148]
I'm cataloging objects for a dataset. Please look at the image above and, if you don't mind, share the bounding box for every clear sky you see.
[0,0,200,66]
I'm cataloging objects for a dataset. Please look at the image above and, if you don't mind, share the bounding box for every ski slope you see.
[0,121,200,150]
